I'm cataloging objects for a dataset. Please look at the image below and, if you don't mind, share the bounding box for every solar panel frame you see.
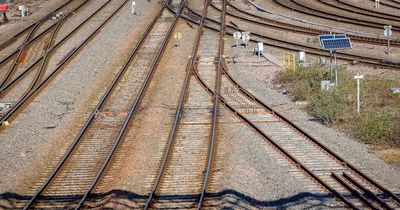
[322,38,352,50]
[318,34,347,46]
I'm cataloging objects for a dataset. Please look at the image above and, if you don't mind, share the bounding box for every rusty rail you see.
[24,1,174,209]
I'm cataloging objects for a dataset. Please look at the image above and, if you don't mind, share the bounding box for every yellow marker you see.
[174,32,182,40]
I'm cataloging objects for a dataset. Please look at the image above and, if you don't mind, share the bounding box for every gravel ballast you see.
[0,0,161,207]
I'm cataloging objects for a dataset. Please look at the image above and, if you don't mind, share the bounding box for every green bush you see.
[289,80,312,101]
[308,88,349,124]
[275,64,400,148]
[356,112,395,144]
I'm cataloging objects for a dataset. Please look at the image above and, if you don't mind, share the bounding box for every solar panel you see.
[318,34,347,46]
[322,38,352,50]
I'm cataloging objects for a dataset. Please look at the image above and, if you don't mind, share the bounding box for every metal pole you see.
[387,32,390,54]
[357,78,360,113]
[329,50,333,83]
[334,50,338,86]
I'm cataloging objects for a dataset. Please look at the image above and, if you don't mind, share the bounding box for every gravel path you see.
[0,0,161,208]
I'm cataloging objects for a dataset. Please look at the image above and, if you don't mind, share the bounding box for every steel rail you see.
[218,60,400,207]
[341,173,394,210]
[388,0,400,6]
[320,0,400,21]
[144,0,207,209]
[0,0,76,51]
[5,15,69,120]
[198,0,225,208]
[23,0,132,208]
[0,0,110,95]
[25,1,179,209]
[75,3,180,208]
[329,0,400,20]
[191,63,358,209]
[0,20,42,89]
[369,0,400,9]
[331,173,379,210]
[218,1,400,47]
[204,1,400,63]
[0,0,113,127]
[272,0,400,31]
[0,0,91,69]
[179,3,400,68]
[181,14,399,205]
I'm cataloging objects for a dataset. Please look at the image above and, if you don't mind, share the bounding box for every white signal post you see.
[233,31,241,48]
[173,32,182,47]
[131,1,136,15]
[354,73,364,113]
[257,42,263,58]
[384,25,392,54]
[375,0,380,8]
[18,5,28,17]
[242,31,250,49]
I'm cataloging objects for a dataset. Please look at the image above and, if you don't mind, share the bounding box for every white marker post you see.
[354,73,364,113]
[242,31,250,49]
[375,0,380,8]
[384,25,392,54]
[131,1,136,15]
[233,31,241,48]
[173,32,182,47]
[19,5,27,17]
[257,42,263,58]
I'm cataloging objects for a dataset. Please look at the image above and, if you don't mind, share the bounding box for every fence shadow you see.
[0,188,353,209]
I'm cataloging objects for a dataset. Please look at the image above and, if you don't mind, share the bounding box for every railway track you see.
[189,26,400,210]
[216,1,400,47]
[144,0,222,209]
[322,0,400,21]
[272,0,400,31]
[20,2,179,209]
[217,64,400,209]
[172,1,400,208]
[0,0,75,52]
[0,0,89,62]
[0,0,118,127]
[372,0,400,9]
[195,61,400,208]
[180,1,400,69]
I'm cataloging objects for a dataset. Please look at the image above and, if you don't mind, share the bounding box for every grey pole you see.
[385,25,391,54]
[354,73,363,113]
[357,77,360,113]
[329,50,333,83]
[387,31,390,54]
[334,50,338,86]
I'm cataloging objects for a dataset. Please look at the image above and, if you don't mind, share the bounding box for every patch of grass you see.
[378,148,400,166]
[307,87,350,124]
[356,112,395,144]
[275,64,400,162]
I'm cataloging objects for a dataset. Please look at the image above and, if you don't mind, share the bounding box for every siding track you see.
[19,0,180,209]
[0,0,118,128]
[177,1,400,209]
[180,1,400,69]
[144,0,224,209]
